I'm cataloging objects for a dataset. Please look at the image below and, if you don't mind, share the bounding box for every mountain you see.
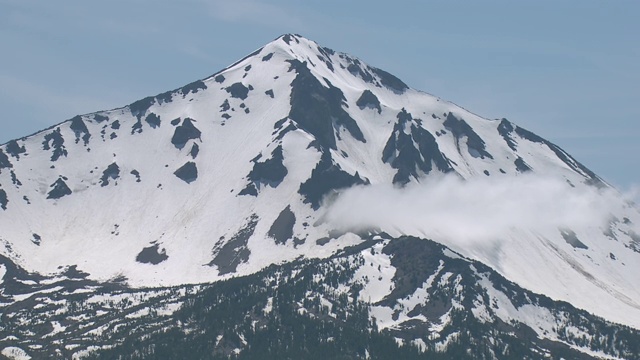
[1,34,639,359]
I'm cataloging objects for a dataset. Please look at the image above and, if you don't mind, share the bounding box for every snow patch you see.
[1,347,31,360]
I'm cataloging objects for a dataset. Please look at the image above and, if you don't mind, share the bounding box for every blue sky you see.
[0,0,638,189]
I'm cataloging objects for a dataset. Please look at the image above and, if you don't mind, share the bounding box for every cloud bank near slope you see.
[322,174,638,245]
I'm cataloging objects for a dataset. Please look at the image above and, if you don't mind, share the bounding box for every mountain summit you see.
[1,34,639,358]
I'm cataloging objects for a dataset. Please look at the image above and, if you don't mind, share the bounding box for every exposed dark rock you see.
[319,57,332,70]
[356,90,381,113]
[315,46,335,71]
[316,237,331,246]
[156,90,173,104]
[379,236,544,337]
[69,116,91,145]
[560,229,588,249]
[268,206,296,245]
[261,53,274,61]
[287,59,366,150]
[629,231,640,253]
[62,265,90,279]
[515,126,603,186]
[5,140,26,159]
[47,178,72,199]
[299,151,367,209]
[244,65,252,72]
[0,188,7,210]
[10,170,21,186]
[444,113,493,159]
[320,46,335,56]
[190,143,200,159]
[282,34,298,45]
[238,183,258,196]
[265,89,274,98]
[129,96,155,119]
[514,126,545,144]
[42,128,67,161]
[378,237,455,307]
[220,99,230,112]
[93,114,109,122]
[171,118,201,149]
[135,244,168,265]
[225,82,250,100]
[130,169,141,182]
[0,149,12,170]
[174,162,198,183]
[382,109,452,185]
[240,146,288,196]
[370,67,409,93]
[247,146,287,186]
[181,80,207,97]
[208,214,258,274]
[347,60,375,83]
[131,118,143,134]
[170,118,181,126]
[624,230,640,252]
[32,233,41,246]
[214,75,225,83]
[111,120,120,130]
[144,113,161,128]
[273,118,287,130]
[100,163,120,187]
[497,118,517,151]
[514,157,532,172]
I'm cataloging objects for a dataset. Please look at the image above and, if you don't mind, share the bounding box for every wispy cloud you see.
[322,174,637,246]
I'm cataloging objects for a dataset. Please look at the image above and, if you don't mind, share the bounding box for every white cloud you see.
[624,185,640,207]
[322,174,636,246]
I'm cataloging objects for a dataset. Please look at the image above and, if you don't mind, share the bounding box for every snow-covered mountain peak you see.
[262,33,322,57]
[1,34,639,331]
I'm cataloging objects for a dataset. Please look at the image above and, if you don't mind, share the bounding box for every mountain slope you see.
[2,235,639,359]
[0,33,639,335]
